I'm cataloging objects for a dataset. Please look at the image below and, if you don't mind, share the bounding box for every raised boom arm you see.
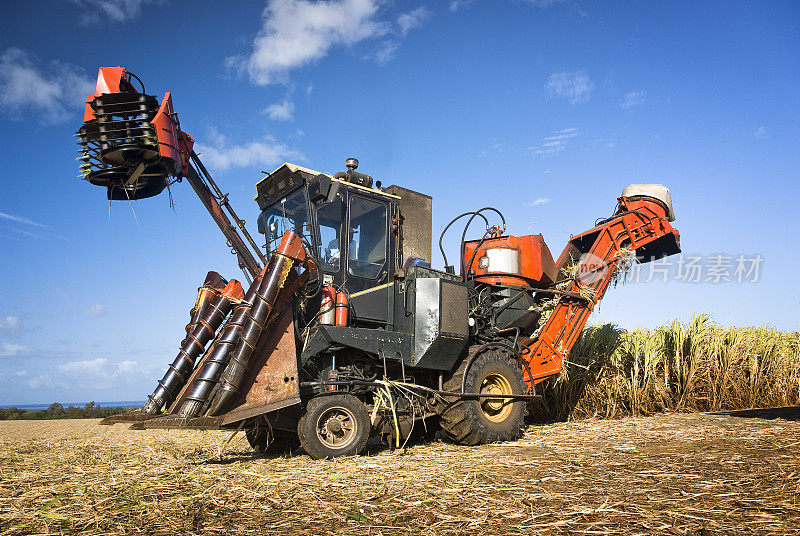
[521,191,680,386]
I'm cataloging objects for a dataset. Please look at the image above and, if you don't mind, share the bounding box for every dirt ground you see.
[0,410,798,535]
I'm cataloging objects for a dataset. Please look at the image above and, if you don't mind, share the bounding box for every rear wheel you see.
[437,349,527,445]
[246,426,300,456]
[297,394,370,459]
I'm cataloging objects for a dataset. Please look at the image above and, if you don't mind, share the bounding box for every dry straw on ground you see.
[1,412,799,535]
[2,316,798,535]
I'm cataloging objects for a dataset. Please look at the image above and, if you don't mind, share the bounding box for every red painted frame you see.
[521,196,680,386]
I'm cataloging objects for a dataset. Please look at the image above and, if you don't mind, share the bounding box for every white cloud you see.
[449,0,474,11]
[371,41,400,65]
[522,0,569,6]
[0,316,21,335]
[71,0,156,24]
[27,374,57,390]
[0,342,30,358]
[754,126,769,140]
[60,358,109,377]
[230,0,388,85]
[622,90,645,109]
[14,370,27,377]
[0,211,48,228]
[84,303,105,317]
[528,128,579,155]
[545,71,593,104]
[59,358,129,378]
[116,360,139,375]
[23,357,150,391]
[195,129,300,171]
[58,357,146,382]
[397,6,430,36]
[264,98,295,121]
[0,48,93,123]
[477,140,506,159]
[527,197,551,207]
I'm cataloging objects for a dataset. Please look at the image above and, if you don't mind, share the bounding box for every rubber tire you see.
[246,427,300,456]
[437,350,527,445]
[297,394,371,459]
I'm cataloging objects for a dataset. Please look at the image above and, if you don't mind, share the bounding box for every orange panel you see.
[520,196,680,388]
[149,92,181,166]
[94,66,126,96]
[82,94,96,122]
[463,234,557,287]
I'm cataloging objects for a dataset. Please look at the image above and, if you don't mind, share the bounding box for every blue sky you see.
[0,0,798,405]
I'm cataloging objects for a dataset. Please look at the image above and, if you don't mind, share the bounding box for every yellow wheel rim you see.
[315,406,357,449]
[480,373,513,422]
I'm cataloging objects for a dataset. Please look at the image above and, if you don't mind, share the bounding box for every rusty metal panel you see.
[220,396,301,426]
[99,411,152,425]
[386,184,432,264]
[219,305,300,425]
[136,415,223,430]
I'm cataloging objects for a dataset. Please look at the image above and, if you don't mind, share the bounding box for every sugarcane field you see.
[1,1,798,535]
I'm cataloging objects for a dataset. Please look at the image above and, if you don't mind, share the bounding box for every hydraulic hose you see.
[459,207,505,281]
[438,212,489,271]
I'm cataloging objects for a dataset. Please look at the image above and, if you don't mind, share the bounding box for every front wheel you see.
[246,425,300,456]
[437,349,527,445]
[297,394,370,459]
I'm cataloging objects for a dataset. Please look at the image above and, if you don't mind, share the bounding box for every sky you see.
[0,0,798,405]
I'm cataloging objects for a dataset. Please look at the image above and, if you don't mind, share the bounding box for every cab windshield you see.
[262,188,312,252]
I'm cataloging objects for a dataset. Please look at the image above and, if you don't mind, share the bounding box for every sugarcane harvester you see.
[80,67,681,458]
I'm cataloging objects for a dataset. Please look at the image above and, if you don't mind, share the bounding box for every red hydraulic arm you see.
[520,195,680,388]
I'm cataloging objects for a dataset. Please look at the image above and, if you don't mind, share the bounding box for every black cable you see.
[475,207,506,230]
[462,229,489,282]
[125,71,146,94]
[438,212,489,270]
[458,207,506,282]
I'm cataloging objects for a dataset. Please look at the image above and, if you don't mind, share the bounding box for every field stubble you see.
[1,411,799,536]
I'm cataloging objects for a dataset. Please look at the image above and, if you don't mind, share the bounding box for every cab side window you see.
[316,197,345,272]
[348,197,387,279]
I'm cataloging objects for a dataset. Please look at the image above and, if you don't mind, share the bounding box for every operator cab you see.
[255,159,432,328]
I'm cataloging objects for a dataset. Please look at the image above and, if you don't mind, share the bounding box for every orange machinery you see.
[463,188,679,388]
[78,65,681,457]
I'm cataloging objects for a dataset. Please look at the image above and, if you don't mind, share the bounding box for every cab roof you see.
[254,162,399,209]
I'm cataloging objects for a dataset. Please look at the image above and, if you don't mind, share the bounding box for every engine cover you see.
[463,234,557,288]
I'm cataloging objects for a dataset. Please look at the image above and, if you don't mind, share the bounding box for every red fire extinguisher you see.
[319,285,335,325]
[335,291,349,326]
